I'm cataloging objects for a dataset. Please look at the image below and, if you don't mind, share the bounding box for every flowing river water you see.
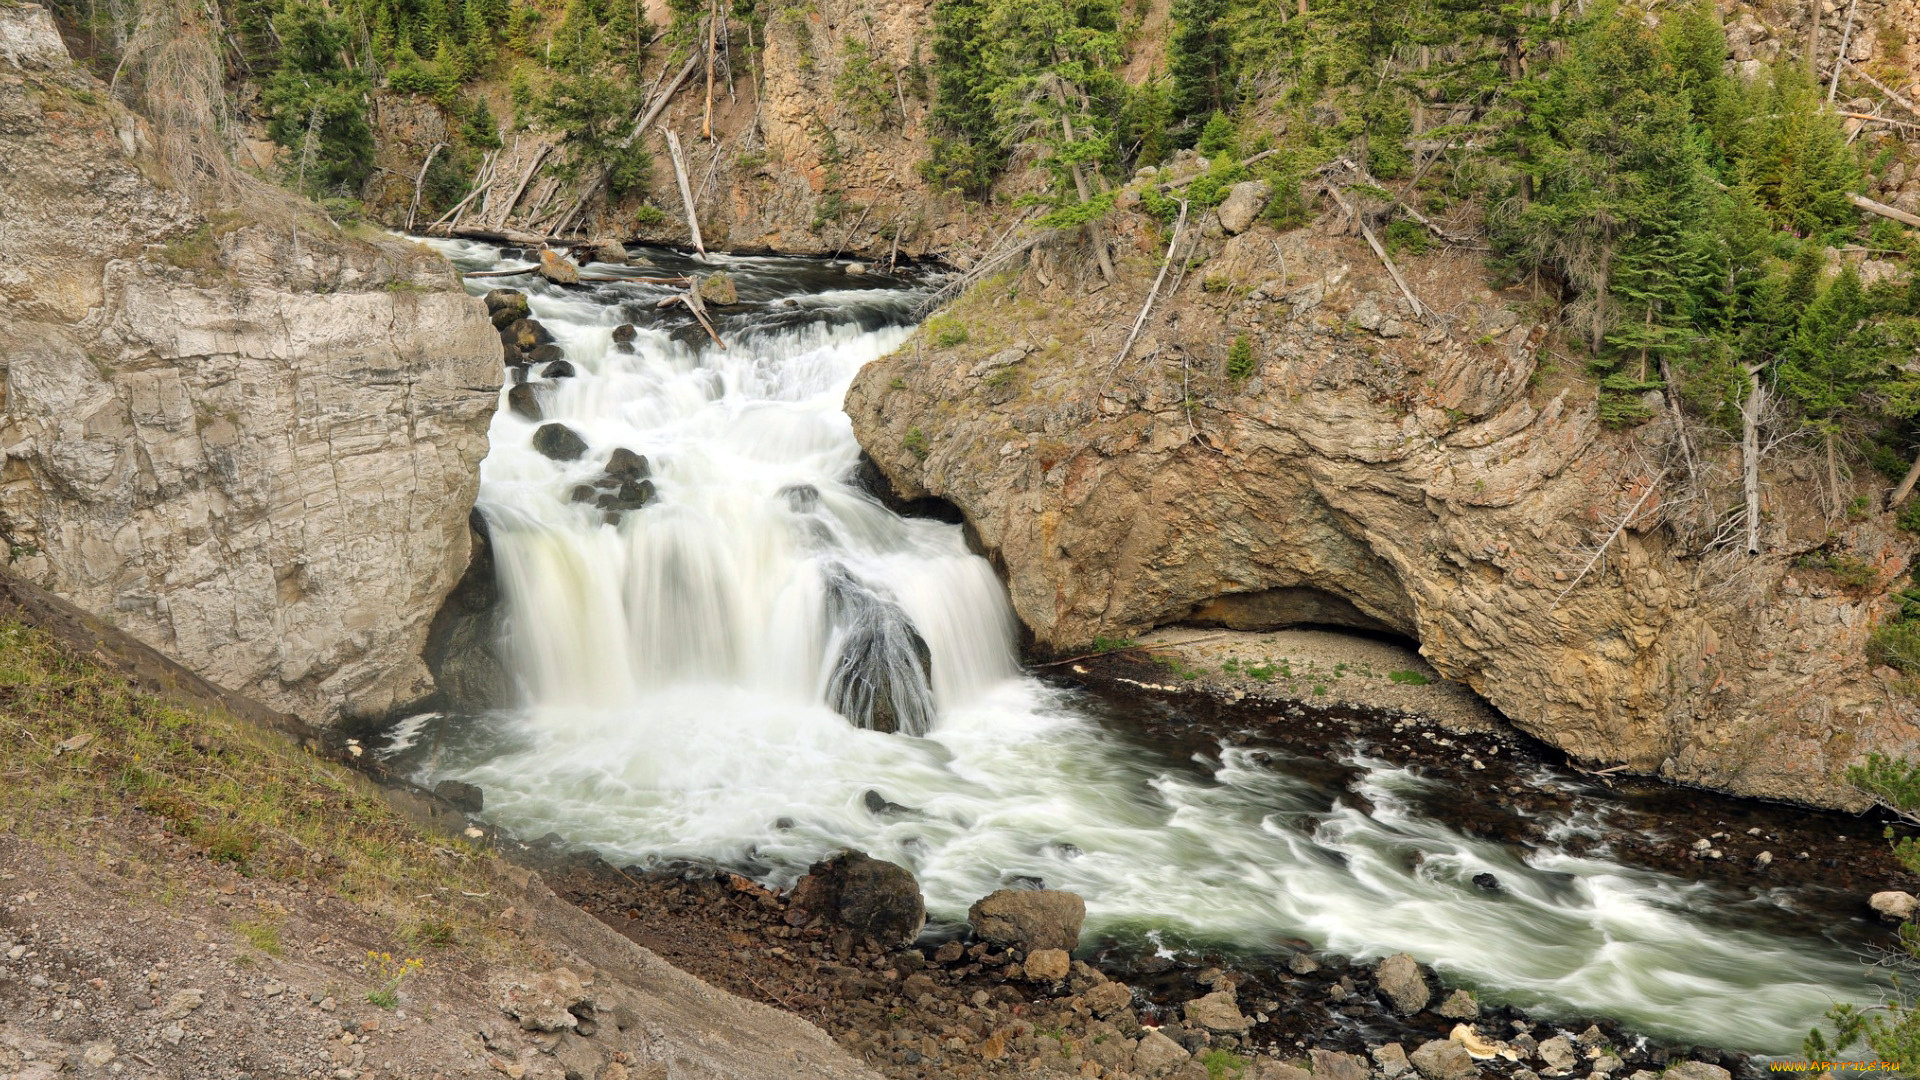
[399,238,1886,1055]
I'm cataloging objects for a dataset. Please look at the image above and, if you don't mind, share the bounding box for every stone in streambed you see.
[1374,1044,1413,1079]
[485,289,529,327]
[542,360,576,379]
[434,780,484,813]
[1310,1049,1370,1080]
[539,248,580,285]
[1183,989,1248,1033]
[504,318,554,350]
[1376,952,1430,1014]
[569,485,596,504]
[507,384,541,421]
[698,272,738,306]
[786,850,925,948]
[594,480,654,512]
[1080,979,1132,1017]
[527,343,564,364]
[968,888,1086,952]
[1661,1065,1731,1080]
[1436,988,1479,1019]
[605,448,649,480]
[611,323,637,343]
[1410,1039,1478,1080]
[1871,890,1918,921]
[532,423,588,461]
[1536,1036,1576,1071]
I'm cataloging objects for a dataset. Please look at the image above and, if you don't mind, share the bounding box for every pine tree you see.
[1168,0,1232,126]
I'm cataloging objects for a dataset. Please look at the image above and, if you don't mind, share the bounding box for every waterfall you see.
[399,238,1881,1055]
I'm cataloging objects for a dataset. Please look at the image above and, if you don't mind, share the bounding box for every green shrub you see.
[928,316,969,348]
[904,427,930,458]
[1388,669,1431,685]
[1226,335,1255,379]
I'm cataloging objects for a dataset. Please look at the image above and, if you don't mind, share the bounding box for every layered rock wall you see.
[0,4,499,724]
[848,204,1919,809]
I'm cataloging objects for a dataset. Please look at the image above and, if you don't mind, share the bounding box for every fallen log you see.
[498,145,551,229]
[1322,182,1427,321]
[1853,193,1920,229]
[1109,199,1188,372]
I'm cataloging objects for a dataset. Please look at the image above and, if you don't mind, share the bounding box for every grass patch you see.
[235,916,285,956]
[1090,635,1137,654]
[927,316,969,348]
[1387,669,1431,685]
[1202,1049,1251,1080]
[904,427,930,459]
[0,620,502,952]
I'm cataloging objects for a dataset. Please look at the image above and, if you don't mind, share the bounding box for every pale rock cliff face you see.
[0,4,499,724]
[848,210,1920,810]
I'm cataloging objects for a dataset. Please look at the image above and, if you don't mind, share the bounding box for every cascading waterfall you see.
[402,238,1883,1055]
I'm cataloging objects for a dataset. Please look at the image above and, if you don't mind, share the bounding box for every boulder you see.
[570,485,597,504]
[1252,1065,1312,1080]
[527,343,565,364]
[1373,1044,1413,1079]
[1131,1029,1189,1076]
[1217,180,1273,235]
[507,384,541,421]
[505,318,554,350]
[1183,989,1249,1033]
[543,360,577,380]
[1080,980,1132,1017]
[539,248,580,285]
[434,780,484,813]
[967,888,1086,952]
[485,289,528,327]
[605,448,649,480]
[786,850,925,948]
[1375,953,1431,1015]
[844,262,868,276]
[532,423,589,461]
[500,969,590,1032]
[1410,1039,1478,1080]
[1871,890,1918,921]
[588,239,627,264]
[698,272,739,306]
[1310,1050,1369,1080]
[611,322,638,343]
[1536,1036,1576,1071]
[1023,948,1071,982]
[595,480,655,512]
[1661,1065,1731,1080]
[1436,989,1479,1019]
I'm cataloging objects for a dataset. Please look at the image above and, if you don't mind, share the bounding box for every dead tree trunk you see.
[1741,364,1767,555]
[663,128,705,254]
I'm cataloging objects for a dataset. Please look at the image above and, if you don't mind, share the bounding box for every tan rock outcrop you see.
[0,5,498,725]
[848,214,1920,808]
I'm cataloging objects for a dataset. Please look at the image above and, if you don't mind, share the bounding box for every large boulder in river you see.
[697,272,738,306]
[1872,890,1918,921]
[786,851,925,948]
[606,448,649,480]
[532,423,588,461]
[1375,953,1430,1014]
[485,289,529,327]
[539,248,580,285]
[504,318,554,350]
[1216,179,1272,235]
[507,383,541,421]
[967,888,1085,952]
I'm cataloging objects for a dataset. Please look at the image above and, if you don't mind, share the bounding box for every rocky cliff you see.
[0,3,499,726]
[847,194,1920,810]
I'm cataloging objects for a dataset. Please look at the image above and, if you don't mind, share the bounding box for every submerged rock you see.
[542,360,576,379]
[786,850,925,948]
[594,480,654,512]
[532,423,588,461]
[611,322,637,343]
[527,343,564,364]
[822,571,935,736]
[967,888,1086,952]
